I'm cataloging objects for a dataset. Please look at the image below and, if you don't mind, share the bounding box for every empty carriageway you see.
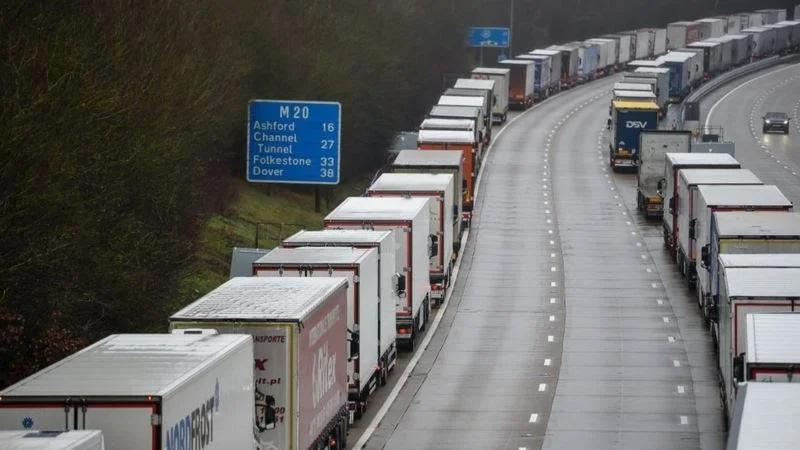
[363,76,725,450]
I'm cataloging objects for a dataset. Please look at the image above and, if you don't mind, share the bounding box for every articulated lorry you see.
[368,173,455,305]
[636,131,691,218]
[609,100,659,170]
[324,197,432,350]
[0,333,254,450]
[498,59,535,108]
[661,153,741,256]
[171,277,350,450]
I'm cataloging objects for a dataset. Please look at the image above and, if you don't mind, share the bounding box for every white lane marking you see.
[677,385,686,394]
[353,80,561,450]
[673,360,681,367]
[549,315,556,322]
[548,335,554,342]
[550,281,557,287]
[529,413,539,423]
[550,266,557,272]
[538,383,547,392]
[668,336,676,343]
[705,62,800,128]
[680,416,689,425]
[657,299,664,305]
[550,297,557,304]
[663,317,670,323]
[544,358,552,366]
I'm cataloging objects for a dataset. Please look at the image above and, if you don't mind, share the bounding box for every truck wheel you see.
[637,193,643,212]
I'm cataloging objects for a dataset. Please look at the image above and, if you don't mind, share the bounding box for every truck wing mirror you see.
[348,329,360,361]
[701,245,711,269]
[688,219,696,240]
[657,178,666,195]
[709,296,720,323]
[733,353,745,383]
[428,235,439,258]
[393,273,406,296]
[255,392,276,431]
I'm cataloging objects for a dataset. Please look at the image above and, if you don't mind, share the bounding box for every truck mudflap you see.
[644,196,663,218]
[461,210,472,228]
[610,148,636,170]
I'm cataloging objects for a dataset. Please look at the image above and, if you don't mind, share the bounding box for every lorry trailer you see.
[391,150,464,231]
[324,197,432,349]
[545,44,580,87]
[727,383,800,449]
[609,100,659,170]
[674,169,762,283]
[416,129,478,211]
[529,49,563,92]
[628,68,670,112]
[426,105,485,154]
[462,74,509,123]
[0,333,254,450]
[170,277,349,449]
[514,54,553,100]
[436,95,489,144]
[662,153,741,256]
[717,268,800,421]
[693,186,793,312]
[367,173,456,305]
[0,430,104,449]
[498,59,535,108]
[253,246,395,417]
[637,131,692,218]
[667,21,701,50]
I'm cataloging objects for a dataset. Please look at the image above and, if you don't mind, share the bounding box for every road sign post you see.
[247,100,341,185]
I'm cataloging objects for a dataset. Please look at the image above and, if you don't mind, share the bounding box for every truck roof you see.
[628,60,664,67]
[698,185,790,208]
[613,83,653,91]
[688,41,721,48]
[530,49,560,55]
[283,229,392,246]
[611,100,659,110]
[634,68,670,74]
[370,173,453,192]
[613,90,656,99]
[725,268,800,298]
[420,118,474,131]
[727,383,800,449]
[697,17,724,23]
[668,21,697,26]
[428,105,480,119]
[437,95,483,108]
[326,196,429,222]
[471,67,510,75]
[746,313,800,365]
[255,246,375,266]
[666,152,739,166]
[679,168,760,185]
[171,277,348,322]
[417,129,476,144]
[454,79,495,91]
[392,150,463,167]
[714,211,800,237]
[0,430,104,449]
[0,333,250,397]
[498,59,534,66]
[659,52,694,62]
[720,254,800,269]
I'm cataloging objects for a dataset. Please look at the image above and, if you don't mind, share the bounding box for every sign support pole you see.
[314,186,321,213]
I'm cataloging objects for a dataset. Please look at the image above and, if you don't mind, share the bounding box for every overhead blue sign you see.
[467,27,510,48]
[247,100,341,184]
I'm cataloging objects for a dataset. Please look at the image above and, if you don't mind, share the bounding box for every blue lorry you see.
[609,100,660,170]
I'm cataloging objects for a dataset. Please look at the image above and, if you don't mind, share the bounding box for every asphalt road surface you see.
[348,68,740,449]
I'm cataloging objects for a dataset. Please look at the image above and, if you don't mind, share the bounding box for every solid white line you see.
[351,84,573,450]
[529,413,539,423]
[705,63,800,129]
[538,383,547,392]
[544,358,552,366]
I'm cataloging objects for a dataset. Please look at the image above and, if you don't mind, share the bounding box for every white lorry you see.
[252,246,392,418]
[459,76,508,124]
[391,150,464,238]
[324,197,432,350]
[727,383,800,449]
[675,169,762,284]
[367,173,455,305]
[0,333,254,450]
[636,131,691,218]
[0,430,104,449]
[718,268,800,420]
[662,153,740,255]
[701,212,800,329]
[171,277,349,449]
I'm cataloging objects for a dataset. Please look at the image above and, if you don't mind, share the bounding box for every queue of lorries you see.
[608,9,800,170]
[0,7,798,450]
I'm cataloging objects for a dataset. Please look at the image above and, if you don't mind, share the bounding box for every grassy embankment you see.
[176,179,370,308]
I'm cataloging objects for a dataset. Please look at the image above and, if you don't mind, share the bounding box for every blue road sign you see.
[247,100,341,184]
[467,27,510,48]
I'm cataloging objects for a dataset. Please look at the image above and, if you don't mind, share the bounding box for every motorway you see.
[355,62,800,450]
